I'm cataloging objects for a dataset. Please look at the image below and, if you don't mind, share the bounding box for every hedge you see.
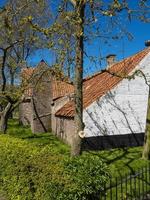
[0,135,109,200]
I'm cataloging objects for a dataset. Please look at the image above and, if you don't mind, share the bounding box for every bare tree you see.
[0,0,50,133]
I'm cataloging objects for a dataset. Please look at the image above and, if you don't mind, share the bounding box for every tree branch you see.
[102,68,150,86]
[69,0,76,7]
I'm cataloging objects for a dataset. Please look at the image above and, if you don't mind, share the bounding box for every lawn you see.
[7,120,70,155]
[7,120,150,178]
[0,120,150,199]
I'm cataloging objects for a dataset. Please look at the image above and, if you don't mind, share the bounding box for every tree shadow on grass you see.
[85,146,147,178]
[7,119,70,154]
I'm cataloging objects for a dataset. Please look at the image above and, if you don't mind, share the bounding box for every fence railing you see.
[100,163,150,200]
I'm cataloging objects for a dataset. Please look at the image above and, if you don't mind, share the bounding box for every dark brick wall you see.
[31,78,52,133]
[19,99,32,126]
[55,116,75,146]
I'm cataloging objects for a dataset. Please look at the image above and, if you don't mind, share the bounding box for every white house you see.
[55,46,150,150]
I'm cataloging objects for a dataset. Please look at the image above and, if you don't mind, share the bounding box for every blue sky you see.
[26,1,150,76]
[0,0,5,6]
[84,18,150,74]
[27,18,150,74]
[1,0,150,76]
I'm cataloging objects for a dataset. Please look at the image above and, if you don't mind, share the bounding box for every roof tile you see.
[22,64,74,100]
[56,47,150,117]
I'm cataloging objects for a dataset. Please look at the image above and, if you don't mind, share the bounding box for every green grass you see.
[7,120,70,155]
[1,120,150,199]
[93,147,149,178]
[0,121,109,200]
[6,120,150,178]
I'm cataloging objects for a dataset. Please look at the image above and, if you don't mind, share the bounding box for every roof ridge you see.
[84,47,150,82]
[55,47,150,117]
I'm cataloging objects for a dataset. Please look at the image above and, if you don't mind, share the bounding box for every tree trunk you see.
[9,69,15,119]
[0,103,12,134]
[142,88,150,159]
[71,2,85,156]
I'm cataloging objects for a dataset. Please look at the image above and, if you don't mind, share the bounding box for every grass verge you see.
[0,120,149,199]
[7,120,149,177]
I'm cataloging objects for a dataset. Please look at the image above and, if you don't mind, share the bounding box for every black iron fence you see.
[100,163,150,200]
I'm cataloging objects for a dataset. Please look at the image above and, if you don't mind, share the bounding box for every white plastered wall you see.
[83,52,150,137]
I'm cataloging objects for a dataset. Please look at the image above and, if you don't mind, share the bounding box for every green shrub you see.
[61,155,109,200]
[0,135,109,200]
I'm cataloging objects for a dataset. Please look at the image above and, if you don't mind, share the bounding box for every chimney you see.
[145,40,150,47]
[106,54,116,67]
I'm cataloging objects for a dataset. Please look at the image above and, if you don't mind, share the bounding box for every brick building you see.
[20,47,150,150]
[19,60,74,136]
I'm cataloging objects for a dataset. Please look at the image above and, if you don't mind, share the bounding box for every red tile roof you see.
[55,47,150,117]
[22,62,74,100]
[52,80,74,100]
